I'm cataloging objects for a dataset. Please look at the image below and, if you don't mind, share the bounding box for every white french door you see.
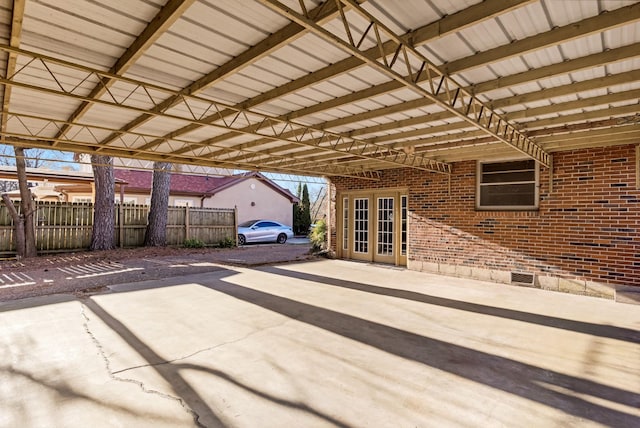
[338,190,407,266]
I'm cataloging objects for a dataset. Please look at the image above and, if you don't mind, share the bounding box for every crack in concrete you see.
[79,300,205,428]
[112,316,295,376]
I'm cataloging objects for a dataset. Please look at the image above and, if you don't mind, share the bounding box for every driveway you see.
[1,260,638,427]
[0,243,312,302]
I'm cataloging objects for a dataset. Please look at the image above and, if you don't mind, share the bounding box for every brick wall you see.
[330,144,639,288]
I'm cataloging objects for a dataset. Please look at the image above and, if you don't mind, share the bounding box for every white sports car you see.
[237,219,294,245]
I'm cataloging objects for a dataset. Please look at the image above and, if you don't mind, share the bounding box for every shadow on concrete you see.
[260,266,640,343]
[174,363,353,428]
[84,299,221,428]
[0,364,181,426]
[3,264,638,426]
[205,278,640,427]
[83,293,353,428]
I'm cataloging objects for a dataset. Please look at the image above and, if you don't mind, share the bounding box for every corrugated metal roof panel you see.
[455,18,512,52]
[180,1,271,50]
[504,2,552,38]
[545,0,599,27]
[0,0,637,176]
[422,32,474,64]
[363,0,445,34]
[0,3,13,43]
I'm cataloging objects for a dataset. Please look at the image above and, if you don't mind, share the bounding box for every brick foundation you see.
[330,144,639,299]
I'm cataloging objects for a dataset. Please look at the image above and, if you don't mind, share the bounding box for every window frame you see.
[400,195,407,256]
[342,197,348,251]
[476,159,539,211]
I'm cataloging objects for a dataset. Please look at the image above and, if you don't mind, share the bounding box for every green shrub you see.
[183,238,205,248]
[309,218,327,252]
[218,236,236,248]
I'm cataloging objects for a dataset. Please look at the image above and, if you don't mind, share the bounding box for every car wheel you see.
[276,233,287,244]
[238,234,246,245]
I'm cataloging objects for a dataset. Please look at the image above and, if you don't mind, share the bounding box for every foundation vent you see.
[511,271,535,285]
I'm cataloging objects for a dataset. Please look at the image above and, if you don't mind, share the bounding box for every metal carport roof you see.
[0,0,638,180]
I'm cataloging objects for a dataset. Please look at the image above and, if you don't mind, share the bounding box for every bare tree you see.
[0,179,18,193]
[144,162,172,246]
[0,146,37,258]
[90,155,115,251]
[0,146,73,193]
[0,145,69,168]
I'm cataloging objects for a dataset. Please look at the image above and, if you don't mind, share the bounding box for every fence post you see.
[34,200,41,253]
[185,205,190,242]
[234,205,238,246]
[119,203,124,248]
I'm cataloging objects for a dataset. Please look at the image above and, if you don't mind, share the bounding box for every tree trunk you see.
[1,193,26,258]
[144,162,171,246]
[13,147,37,258]
[90,155,115,251]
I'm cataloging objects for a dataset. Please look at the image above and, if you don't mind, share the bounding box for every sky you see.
[0,145,327,196]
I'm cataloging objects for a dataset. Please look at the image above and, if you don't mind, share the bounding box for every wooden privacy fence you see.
[0,201,237,256]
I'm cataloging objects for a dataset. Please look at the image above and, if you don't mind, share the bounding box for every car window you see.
[257,221,279,227]
[239,220,258,227]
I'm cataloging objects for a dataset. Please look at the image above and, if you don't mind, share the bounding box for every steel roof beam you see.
[54,0,195,142]
[1,0,25,142]
[221,45,639,164]
[0,46,447,174]
[260,0,640,166]
[352,88,640,146]
[342,121,640,166]
[268,42,640,127]
[535,124,640,145]
[3,115,380,180]
[163,0,532,160]
[205,0,631,166]
[7,112,379,178]
[258,84,640,171]
[212,9,639,161]
[409,118,640,155]
[96,1,345,147]
[443,1,640,75]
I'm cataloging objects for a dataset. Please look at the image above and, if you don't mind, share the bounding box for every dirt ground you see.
[0,244,317,302]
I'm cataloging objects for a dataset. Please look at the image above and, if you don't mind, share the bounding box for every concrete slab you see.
[1,260,639,427]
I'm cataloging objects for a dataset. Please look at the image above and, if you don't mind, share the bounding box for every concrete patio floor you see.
[1,259,638,427]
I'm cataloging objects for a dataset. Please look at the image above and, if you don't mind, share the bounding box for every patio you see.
[1,259,638,427]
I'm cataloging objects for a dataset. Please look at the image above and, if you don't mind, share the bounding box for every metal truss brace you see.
[0,44,450,175]
[257,0,550,167]
[2,112,380,180]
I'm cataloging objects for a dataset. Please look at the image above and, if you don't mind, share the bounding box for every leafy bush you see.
[308,218,327,252]
[183,238,205,248]
[218,236,236,248]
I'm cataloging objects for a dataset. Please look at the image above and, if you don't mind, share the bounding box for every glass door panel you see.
[352,197,370,260]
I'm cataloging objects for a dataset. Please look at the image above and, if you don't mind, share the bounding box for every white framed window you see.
[477,159,538,210]
[118,197,138,205]
[173,199,194,207]
[72,196,92,203]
